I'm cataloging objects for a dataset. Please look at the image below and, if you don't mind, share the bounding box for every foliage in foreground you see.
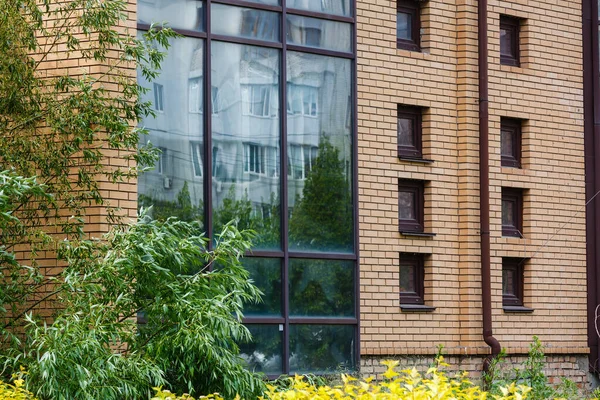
[151,358,532,400]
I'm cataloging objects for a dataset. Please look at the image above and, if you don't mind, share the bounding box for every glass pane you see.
[399,263,415,293]
[289,259,355,317]
[137,35,204,226]
[398,117,414,146]
[138,0,204,32]
[501,128,514,157]
[500,27,512,56]
[287,0,351,17]
[212,4,280,42]
[289,325,355,373]
[286,15,351,52]
[239,325,283,374]
[287,52,353,253]
[502,268,516,295]
[243,258,282,317]
[397,12,411,40]
[211,42,281,250]
[502,199,514,226]
[398,190,415,219]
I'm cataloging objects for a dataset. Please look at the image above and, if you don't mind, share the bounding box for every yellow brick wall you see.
[357,0,587,357]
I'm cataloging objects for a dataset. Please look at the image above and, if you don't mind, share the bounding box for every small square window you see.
[397,0,420,51]
[500,16,520,66]
[500,118,522,168]
[398,179,424,233]
[400,253,425,305]
[502,258,524,306]
[397,106,422,159]
[502,188,523,238]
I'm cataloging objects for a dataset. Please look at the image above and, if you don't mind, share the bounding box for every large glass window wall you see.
[137,0,356,375]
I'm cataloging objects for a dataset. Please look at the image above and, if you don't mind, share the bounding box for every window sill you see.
[503,306,534,313]
[400,231,436,238]
[398,157,434,164]
[400,304,436,312]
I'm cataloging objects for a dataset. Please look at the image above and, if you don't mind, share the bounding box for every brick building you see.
[124,0,600,382]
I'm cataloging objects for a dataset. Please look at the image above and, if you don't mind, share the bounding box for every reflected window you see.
[211,86,219,115]
[157,147,167,175]
[191,142,203,178]
[189,78,202,114]
[242,85,275,117]
[288,145,318,180]
[153,83,164,112]
[244,143,266,175]
[287,85,318,116]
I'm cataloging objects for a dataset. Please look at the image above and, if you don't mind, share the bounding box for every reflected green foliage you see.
[289,138,353,252]
[214,186,280,249]
[243,258,282,317]
[289,259,354,317]
[139,182,204,226]
[289,325,355,373]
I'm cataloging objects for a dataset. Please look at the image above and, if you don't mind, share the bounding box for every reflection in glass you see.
[399,263,415,293]
[287,52,353,253]
[244,258,282,316]
[289,259,354,317]
[397,12,411,40]
[500,27,512,56]
[211,42,281,250]
[287,0,350,17]
[137,35,204,226]
[502,199,514,226]
[212,4,280,42]
[289,325,355,373]
[502,268,515,295]
[138,0,204,32]
[397,117,414,146]
[286,15,351,52]
[239,325,283,374]
[398,191,415,219]
[501,129,514,157]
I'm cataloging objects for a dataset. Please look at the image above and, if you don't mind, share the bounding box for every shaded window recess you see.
[397,0,420,51]
[500,15,521,66]
[501,118,522,168]
[502,188,523,238]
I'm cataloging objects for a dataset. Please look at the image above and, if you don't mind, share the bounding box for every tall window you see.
[137,0,356,375]
[396,0,420,51]
[501,118,522,168]
[399,253,425,305]
[500,16,520,66]
[398,179,424,233]
[397,105,422,159]
[502,188,523,237]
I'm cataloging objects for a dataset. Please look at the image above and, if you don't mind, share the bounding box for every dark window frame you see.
[500,15,520,67]
[398,179,424,233]
[399,253,425,305]
[500,118,522,168]
[397,105,422,159]
[502,188,523,238]
[502,257,524,307]
[396,0,420,51]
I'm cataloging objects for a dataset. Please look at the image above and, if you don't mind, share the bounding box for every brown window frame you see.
[399,253,425,305]
[396,0,420,51]
[502,188,523,238]
[398,179,424,233]
[397,105,422,159]
[500,16,520,67]
[500,118,522,168]
[502,258,524,307]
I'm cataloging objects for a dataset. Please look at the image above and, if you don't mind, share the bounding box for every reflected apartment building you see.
[132,0,600,383]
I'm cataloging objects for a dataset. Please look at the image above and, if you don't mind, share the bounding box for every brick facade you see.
[357,0,588,368]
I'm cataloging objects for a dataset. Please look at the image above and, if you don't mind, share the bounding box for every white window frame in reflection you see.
[188,78,202,114]
[211,86,219,115]
[242,85,276,117]
[157,147,168,175]
[288,144,318,180]
[153,83,164,112]
[190,142,203,178]
[244,143,267,175]
[287,84,318,117]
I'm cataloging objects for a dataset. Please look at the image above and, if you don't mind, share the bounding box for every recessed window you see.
[153,83,164,112]
[397,105,422,159]
[397,0,420,51]
[398,180,424,233]
[399,253,424,305]
[500,16,520,66]
[501,118,522,168]
[502,188,523,237]
[502,258,524,306]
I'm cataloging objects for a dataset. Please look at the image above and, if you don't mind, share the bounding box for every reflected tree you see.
[289,138,353,252]
[139,181,203,226]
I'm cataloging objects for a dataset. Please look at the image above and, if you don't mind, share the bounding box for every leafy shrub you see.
[151,358,532,400]
[0,371,37,400]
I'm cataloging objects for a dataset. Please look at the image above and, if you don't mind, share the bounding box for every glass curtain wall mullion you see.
[285,8,354,23]
[206,0,213,248]
[211,0,283,12]
[285,44,354,58]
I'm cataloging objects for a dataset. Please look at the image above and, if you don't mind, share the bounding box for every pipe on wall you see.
[478,0,502,372]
